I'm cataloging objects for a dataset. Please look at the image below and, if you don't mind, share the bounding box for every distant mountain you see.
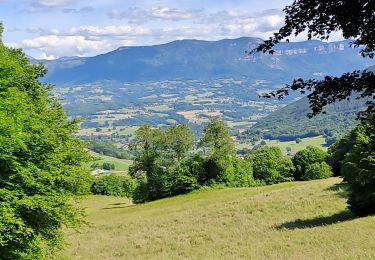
[240,96,366,144]
[40,37,374,85]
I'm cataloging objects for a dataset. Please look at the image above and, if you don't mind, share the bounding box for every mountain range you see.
[38,37,374,85]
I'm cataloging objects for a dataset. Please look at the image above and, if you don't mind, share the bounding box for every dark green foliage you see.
[340,115,375,216]
[88,141,134,159]
[247,147,295,184]
[102,162,115,170]
[0,25,92,259]
[302,162,333,181]
[292,146,328,180]
[91,175,136,197]
[327,132,356,176]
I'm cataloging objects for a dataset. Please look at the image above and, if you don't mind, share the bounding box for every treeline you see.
[95,119,334,203]
[96,116,375,217]
[88,141,134,159]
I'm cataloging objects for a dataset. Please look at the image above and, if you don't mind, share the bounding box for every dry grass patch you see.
[61,178,375,259]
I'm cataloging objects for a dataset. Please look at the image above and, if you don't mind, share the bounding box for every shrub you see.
[301,162,333,180]
[91,175,136,197]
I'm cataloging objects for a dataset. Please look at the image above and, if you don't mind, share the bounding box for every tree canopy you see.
[0,24,92,259]
[251,0,375,119]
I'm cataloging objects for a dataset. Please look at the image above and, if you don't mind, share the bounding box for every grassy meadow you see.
[86,153,132,172]
[61,178,375,259]
[237,136,328,154]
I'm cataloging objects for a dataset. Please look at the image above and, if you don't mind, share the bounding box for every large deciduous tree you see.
[0,24,92,259]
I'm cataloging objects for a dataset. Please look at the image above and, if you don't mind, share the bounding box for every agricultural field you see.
[56,78,292,145]
[61,178,375,259]
[86,152,133,173]
[237,136,328,154]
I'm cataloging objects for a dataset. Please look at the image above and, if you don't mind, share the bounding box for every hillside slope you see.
[62,178,375,259]
[240,96,366,143]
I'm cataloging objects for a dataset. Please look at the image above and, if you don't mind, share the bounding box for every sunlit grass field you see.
[237,136,327,154]
[86,153,132,172]
[61,178,375,259]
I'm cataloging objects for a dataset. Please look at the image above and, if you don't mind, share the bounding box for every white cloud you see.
[20,35,131,57]
[32,0,72,7]
[68,25,152,37]
[108,7,204,24]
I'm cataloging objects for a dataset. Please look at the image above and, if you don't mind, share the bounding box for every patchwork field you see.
[86,153,132,173]
[237,136,328,154]
[61,178,375,259]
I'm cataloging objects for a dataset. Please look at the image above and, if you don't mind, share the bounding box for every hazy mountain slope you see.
[241,96,366,143]
[41,37,373,85]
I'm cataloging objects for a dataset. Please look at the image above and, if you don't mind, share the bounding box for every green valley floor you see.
[61,178,375,259]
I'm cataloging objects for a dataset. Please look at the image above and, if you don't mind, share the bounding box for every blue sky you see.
[1,0,298,59]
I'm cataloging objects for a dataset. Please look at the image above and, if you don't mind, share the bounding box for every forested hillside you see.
[240,96,366,144]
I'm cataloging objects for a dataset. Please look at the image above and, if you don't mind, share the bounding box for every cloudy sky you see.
[1,0,297,59]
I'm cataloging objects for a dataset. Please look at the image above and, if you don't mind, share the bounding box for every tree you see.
[340,115,375,216]
[292,146,328,180]
[0,24,92,259]
[302,162,333,180]
[129,125,197,202]
[91,175,136,197]
[200,119,236,184]
[251,0,375,120]
[247,147,295,184]
[165,124,194,162]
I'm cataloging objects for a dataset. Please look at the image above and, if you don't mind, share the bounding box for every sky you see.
[1,0,307,59]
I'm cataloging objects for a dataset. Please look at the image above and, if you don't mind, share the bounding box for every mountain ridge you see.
[38,37,373,85]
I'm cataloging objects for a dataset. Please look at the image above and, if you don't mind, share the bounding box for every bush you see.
[301,162,333,180]
[292,146,328,180]
[91,175,136,197]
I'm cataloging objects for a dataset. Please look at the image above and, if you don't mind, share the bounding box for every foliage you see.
[130,125,197,202]
[91,175,136,197]
[327,132,356,176]
[247,147,295,184]
[0,25,92,259]
[340,115,375,216]
[292,146,328,180]
[102,162,115,170]
[302,162,333,181]
[88,141,134,160]
[251,0,375,119]
[200,119,237,185]
[240,97,363,144]
[130,120,257,202]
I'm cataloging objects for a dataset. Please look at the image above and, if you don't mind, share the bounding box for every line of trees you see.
[100,117,374,217]
[123,119,332,203]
